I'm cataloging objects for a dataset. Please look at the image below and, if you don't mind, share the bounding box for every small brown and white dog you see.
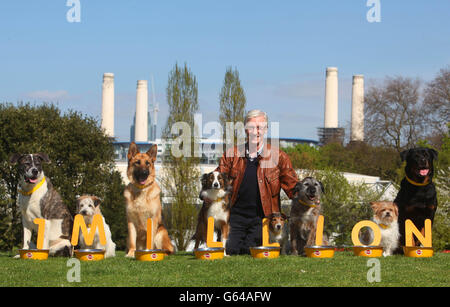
[364,201,399,257]
[193,171,232,254]
[268,212,289,254]
[124,142,174,257]
[75,195,116,258]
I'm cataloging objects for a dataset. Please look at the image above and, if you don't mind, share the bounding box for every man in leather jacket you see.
[209,109,299,255]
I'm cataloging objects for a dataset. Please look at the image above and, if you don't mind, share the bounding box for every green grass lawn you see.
[1,250,448,287]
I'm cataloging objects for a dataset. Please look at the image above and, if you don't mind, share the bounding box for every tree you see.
[0,102,126,251]
[364,76,425,152]
[423,66,450,143]
[433,127,450,250]
[283,143,322,171]
[219,66,246,148]
[314,169,377,246]
[161,63,201,251]
[283,142,401,182]
[0,180,14,251]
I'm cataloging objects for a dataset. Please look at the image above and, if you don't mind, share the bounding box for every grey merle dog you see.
[289,177,325,256]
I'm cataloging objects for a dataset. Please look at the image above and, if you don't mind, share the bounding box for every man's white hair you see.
[244,109,268,125]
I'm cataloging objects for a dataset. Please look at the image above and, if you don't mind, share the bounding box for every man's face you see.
[245,115,267,149]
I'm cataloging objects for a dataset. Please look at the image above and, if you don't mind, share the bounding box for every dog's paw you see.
[125,251,135,258]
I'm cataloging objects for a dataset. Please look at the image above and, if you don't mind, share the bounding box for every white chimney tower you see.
[324,67,338,128]
[351,75,364,142]
[101,73,115,138]
[135,80,148,142]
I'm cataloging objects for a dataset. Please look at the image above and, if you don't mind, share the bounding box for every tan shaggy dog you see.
[369,201,399,257]
[124,142,174,257]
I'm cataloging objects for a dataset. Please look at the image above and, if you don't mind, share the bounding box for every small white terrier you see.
[365,201,400,257]
[75,195,116,258]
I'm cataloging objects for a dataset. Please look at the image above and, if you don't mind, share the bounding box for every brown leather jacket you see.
[215,143,298,217]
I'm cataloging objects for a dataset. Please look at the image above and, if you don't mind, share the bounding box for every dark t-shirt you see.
[231,157,265,218]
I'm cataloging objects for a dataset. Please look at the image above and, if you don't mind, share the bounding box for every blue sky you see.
[1,1,449,141]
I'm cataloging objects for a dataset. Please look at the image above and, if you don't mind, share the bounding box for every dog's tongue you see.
[29,178,38,184]
[139,180,146,185]
[420,169,429,176]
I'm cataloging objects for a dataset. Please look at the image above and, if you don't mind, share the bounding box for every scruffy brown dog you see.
[289,177,324,256]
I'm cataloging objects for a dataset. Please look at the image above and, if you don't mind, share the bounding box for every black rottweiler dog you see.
[394,147,438,253]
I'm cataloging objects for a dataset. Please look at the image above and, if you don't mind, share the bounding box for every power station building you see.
[318,67,365,145]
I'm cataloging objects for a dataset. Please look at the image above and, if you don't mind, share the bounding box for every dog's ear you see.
[220,172,233,193]
[392,202,399,217]
[400,149,410,162]
[10,153,23,164]
[428,148,438,161]
[91,196,102,207]
[220,172,228,181]
[147,144,158,162]
[292,181,302,197]
[281,212,288,220]
[224,172,234,188]
[201,173,209,188]
[220,172,230,183]
[75,196,81,212]
[319,181,325,194]
[370,201,379,211]
[127,142,139,161]
[35,153,50,163]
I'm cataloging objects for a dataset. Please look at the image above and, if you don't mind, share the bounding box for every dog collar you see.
[19,177,46,196]
[133,181,153,190]
[405,175,430,186]
[379,223,389,229]
[297,199,318,208]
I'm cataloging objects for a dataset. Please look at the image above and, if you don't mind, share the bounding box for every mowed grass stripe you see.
[1,251,448,287]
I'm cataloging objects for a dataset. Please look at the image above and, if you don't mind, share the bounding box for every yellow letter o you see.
[351,220,381,246]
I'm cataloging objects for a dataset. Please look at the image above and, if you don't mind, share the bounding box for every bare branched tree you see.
[364,76,425,152]
[423,66,450,138]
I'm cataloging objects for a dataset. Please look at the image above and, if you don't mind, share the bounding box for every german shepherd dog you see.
[124,142,174,257]
[394,147,438,253]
